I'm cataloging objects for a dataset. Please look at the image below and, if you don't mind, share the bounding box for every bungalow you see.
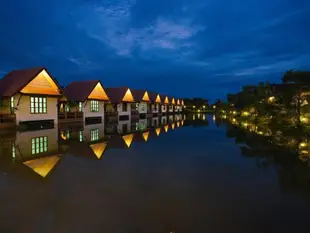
[131,90,152,118]
[64,80,109,125]
[105,87,135,121]
[168,97,176,114]
[161,95,169,115]
[0,67,63,128]
[149,92,161,117]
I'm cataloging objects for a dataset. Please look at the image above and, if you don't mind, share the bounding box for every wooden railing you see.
[0,114,16,123]
[58,112,83,120]
[105,111,118,117]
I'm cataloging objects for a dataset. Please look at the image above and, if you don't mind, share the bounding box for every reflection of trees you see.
[226,124,310,198]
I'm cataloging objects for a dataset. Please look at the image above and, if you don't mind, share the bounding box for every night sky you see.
[0,0,309,101]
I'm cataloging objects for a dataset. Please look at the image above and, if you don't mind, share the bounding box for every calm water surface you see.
[1,114,310,233]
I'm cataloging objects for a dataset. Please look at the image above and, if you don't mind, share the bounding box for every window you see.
[79,102,83,112]
[10,96,14,113]
[90,100,99,112]
[79,130,83,142]
[31,136,48,155]
[65,104,70,112]
[12,142,16,159]
[30,97,47,114]
[122,103,127,111]
[91,129,99,141]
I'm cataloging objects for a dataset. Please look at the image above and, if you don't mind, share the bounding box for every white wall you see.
[161,105,167,113]
[117,120,131,134]
[138,102,147,114]
[152,104,159,113]
[14,94,59,125]
[168,105,173,113]
[83,100,104,121]
[117,103,131,119]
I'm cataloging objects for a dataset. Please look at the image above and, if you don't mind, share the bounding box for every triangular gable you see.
[171,123,175,129]
[155,128,161,136]
[142,91,150,102]
[155,94,161,103]
[171,98,176,105]
[88,82,109,101]
[20,69,61,95]
[142,131,149,142]
[90,142,107,159]
[23,155,61,178]
[122,89,135,102]
[164,97,169,104]
[164,125,169,132]
[177,99,180,105]
[122,134,134,148]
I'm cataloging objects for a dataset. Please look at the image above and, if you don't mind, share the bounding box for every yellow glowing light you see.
[299,142,308,148]
[122,89,135,102]
[202,115,206,120]
[88,82,109,100]
[23,155,61,178]
[142,91,150,102]
[268,96,275,103]
[213,105,216,109]
[60,131,67,140]
[197,109,200,112]
[177,122,180,127]
[164,125,169,132]
[122,134,134,148]
[222,115,227,119]
[241,111,250,116]
[155,128,161,136]
[181,120,184,126]
[193,105,196,108]
[203,105,206,109]
[90,142,107,159]
[213,115,216,121]
[155,94,161,103]
[142,131,149,142]
[257,131,264,135]
[197,113,201,119]
[233,111,236,115]
[171,123,175,129]
[300,116,309,123]
[164,96,169,104]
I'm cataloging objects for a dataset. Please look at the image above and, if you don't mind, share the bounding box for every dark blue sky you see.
[0,0,309,101]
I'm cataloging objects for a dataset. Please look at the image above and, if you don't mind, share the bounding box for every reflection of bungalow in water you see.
[105,87,136,121]
[0,67,63,128]
[67,140,108,160]
[149,92,161,116]
[0,128,62,178]
[175,99,183,113]
[168,97,176,114]
[133,130,151,143]
[161,116,167,125]
[168,114,174,123]
[63,80,109,125]
[117,120,132,135]
[108,133,134,149]
[131,90,152,119]
[151,117,160,127]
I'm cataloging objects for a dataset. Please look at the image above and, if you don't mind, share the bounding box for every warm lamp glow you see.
[142,131,150,142]
[164,125,169,132]
[155,94,161,103]
[164,96,169,104]
[21,69,61,95]
[155,128,161,136]
[122,134,134,148]
[23,155,61,178]
[177,122,180,127]
[88,82,109,100]
[90,142,107,159]
[171,123,175,129]
[122,89,135,102]
[142,91,150,102]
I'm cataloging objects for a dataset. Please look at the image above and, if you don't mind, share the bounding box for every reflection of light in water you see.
[177,122,180,127]
[122,134,134,148]
[181,120,184,126]
[193,115,196,120]
[197,114,201,119]
[171,123,175,129]
[142,131,149,142]
[60,131,67,140]
[79,131,83,142]
[23,155,61,178]
[299,142,308,148]
[90,142,107,159]
[164,125,169,132]
[202,114,206,120]
[213,115,216,121]
[155,128,161,136]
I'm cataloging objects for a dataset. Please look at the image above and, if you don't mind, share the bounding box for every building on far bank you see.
[64,80,109,125]
[149,92,161,117]
[0,67,63,128]
[131,89,152,119]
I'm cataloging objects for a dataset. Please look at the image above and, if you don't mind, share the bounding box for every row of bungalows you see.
[0,67,184,129]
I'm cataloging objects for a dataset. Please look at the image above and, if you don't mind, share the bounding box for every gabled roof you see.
[64,80,108,102]
[0,67,62,97]
[163,95,170,104]
[131,90,150,102]
[105,87,135,103]
[148,92,161,103]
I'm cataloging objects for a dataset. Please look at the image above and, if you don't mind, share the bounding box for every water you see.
[1,114,310,233]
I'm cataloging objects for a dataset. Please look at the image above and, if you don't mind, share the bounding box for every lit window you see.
[10,96,14,113]
[65,104,70,112]
[90,100,99,112]
[12,142,16,159]
[30,97,47,114]
[79,130,83,142]
[79,102,83,112]
[31,136,48,155]
[91,129,99,141]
